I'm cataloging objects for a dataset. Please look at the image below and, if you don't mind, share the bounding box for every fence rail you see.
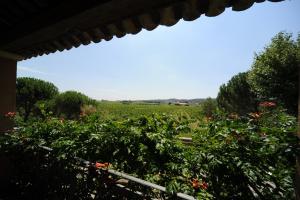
[38,145,195,200]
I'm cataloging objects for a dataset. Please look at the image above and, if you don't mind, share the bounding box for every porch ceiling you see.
[0,0,283,60]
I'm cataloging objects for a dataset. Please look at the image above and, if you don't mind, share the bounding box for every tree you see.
[16,77,59,121]
[217,72,257,115]
[200,97,217,118]
[53,91,95,119]
[248,32,299,115]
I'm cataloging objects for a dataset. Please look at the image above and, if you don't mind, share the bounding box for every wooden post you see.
[0,56,17,133]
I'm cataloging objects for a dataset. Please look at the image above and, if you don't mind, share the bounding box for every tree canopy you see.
[248,32,299,115]
[217,32,299,116]
[217,72,257,115]
[16,77,59,121]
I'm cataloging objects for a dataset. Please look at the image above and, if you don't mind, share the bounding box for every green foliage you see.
[192,108,298,199]
[200,98,217,118]
[1,114,194,199]
[1,107,297,199]
[248,32,299,115]
[217,72,257,115]
[16,77,59,121]
[53,91,95,119]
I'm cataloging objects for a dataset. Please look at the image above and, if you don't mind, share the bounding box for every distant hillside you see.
[118,98,206,105]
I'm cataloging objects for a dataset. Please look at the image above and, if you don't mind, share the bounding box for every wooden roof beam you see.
[0,0,183,52]
[0,50,24,61]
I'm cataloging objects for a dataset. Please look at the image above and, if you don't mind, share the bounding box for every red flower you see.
[4,112,16,118]
[200,181,208,190]
[95,162,110,169]
[259,101,276,107]
[192,179,208,190]
[192,178,200,190]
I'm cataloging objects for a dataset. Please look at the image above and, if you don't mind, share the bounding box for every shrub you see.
[53,91,95,119]
[16,77,59,121]
[200,97,217,118]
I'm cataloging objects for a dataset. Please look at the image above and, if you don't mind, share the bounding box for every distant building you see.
[174,102,189,106]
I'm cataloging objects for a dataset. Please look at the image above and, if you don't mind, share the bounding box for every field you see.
[94,101,203,138]
[96,101,202,120]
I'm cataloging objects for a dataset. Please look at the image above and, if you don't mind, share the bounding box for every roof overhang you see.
[0,0,284,60]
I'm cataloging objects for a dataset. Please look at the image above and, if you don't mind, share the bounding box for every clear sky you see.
[18,0,300,101]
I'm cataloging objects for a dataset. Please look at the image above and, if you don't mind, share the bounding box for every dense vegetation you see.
[16,79,96,121]
[1,32,299,199]
[1,104,298,199]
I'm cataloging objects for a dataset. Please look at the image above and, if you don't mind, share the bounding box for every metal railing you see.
[38,145,195,200]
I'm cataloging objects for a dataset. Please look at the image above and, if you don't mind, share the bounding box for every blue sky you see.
[18,0,300,100]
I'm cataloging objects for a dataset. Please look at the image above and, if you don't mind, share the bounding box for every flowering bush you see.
[0,108,298,199]
[192,107,298,199]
